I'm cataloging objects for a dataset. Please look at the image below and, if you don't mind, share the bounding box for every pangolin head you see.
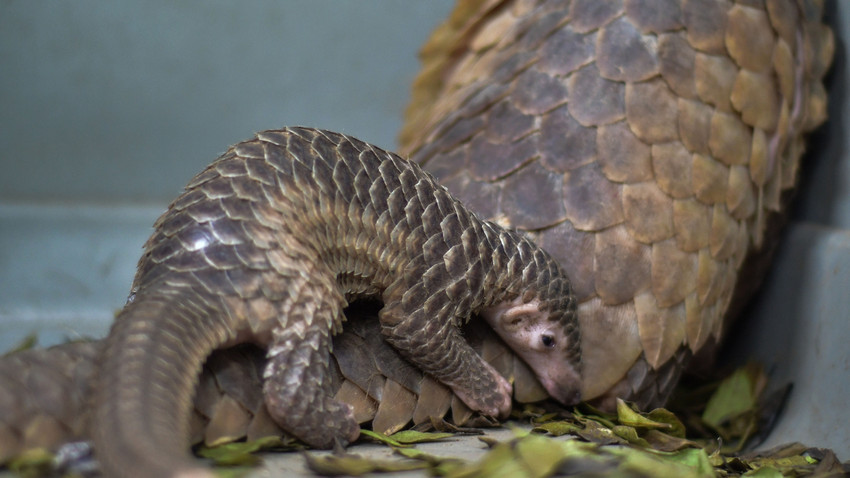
[483,238,582,405]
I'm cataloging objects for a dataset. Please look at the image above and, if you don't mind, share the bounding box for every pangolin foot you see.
[451,367,513,419]
[289,400,360,449]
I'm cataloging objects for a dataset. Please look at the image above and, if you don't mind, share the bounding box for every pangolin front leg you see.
[380,293,512,418]
[262,275,359,448]
[264,326,359,448]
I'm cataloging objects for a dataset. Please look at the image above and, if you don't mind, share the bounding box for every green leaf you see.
[394,447,448,463]
[197,436,288,466]
[611,425,651,448]
[743,466,784,477]
[616,398,673,431]
[531,420,581,437]
[702,366,759,429]
[360,428,454,447]
[707,450,726,468]
[746,454,818,474]
[358,429,411,448]
[8,448,55,478]
[514,433,570,478]
[508,424,532,439]
[3,333,37,356]
[303,452,427,476]
[394,447,467,475]
[646,408,687,438]
[574,403,617,429]
[442,435,597,478]
[662,447,715,477]
[389,429,455,444]
[445,441,525,478]
[608,446,713,478]
[529,412,560,424]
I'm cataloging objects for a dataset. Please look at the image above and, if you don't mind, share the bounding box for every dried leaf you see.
[747,454,818,475]
[425,416,486,435]
[642,429,700,452]
[576,419,626,445]
[303,452,427,476]
[512,403,551,420]
[445,440,524,478]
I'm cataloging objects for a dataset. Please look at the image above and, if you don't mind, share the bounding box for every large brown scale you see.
[399,0,832,406]
[0,0,832,475]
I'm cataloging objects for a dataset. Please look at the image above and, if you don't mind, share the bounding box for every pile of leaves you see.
[7,361,848,477]
[192,363,847,477]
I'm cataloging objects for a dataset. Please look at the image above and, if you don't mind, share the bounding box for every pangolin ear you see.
[500,307,535,332]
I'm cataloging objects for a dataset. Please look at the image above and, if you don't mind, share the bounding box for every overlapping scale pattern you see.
[401,0,832,406]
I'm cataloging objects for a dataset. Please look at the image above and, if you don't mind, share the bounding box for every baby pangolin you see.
[92,126,581,477]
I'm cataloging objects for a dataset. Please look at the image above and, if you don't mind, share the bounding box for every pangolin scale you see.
[399,0,832,407]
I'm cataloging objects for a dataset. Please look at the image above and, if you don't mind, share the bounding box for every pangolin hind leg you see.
[378,300,512,418]
[261,276,359,449]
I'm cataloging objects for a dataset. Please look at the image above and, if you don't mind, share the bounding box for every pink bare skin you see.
[482,298,582,405]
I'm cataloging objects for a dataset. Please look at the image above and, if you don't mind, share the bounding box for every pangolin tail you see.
[93,289,229,478]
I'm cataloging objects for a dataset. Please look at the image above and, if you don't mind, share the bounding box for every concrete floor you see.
[249,427,519,478]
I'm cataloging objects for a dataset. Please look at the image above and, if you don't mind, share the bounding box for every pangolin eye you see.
[541,334,555,348]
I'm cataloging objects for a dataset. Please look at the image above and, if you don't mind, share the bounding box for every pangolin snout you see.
[540,372,582,405]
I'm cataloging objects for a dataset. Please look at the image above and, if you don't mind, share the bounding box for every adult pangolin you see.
[92,126,580,477]
[400,0,833,408]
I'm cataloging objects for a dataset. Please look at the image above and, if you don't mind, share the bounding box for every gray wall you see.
[0,1,453,345]
[0,1,455,202]
[723,1,850,457]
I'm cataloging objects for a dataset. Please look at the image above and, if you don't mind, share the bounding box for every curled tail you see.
[93,290,231,478]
